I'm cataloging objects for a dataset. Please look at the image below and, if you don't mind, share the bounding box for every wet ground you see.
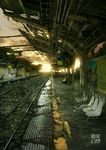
[54,77,106,150]
[0,76,50,149]
[0,76,106,150]
[21,80,54,150]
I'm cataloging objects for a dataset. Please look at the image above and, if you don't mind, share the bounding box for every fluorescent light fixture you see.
[37,30,43,37]
[58,39,62,43]
[4,9,13,13]
[46,33,49,39]
[45,31,50,39]
[6,52,11,55]
[30,15,39,20]
[20,14,27,18]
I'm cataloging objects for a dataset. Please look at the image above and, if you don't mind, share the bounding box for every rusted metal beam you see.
[3,12,47,32]
[18,0,29,18]
[0,44,31,48]
[0,35,23,38]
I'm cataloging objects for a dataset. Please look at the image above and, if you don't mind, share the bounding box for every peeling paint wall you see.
[0,66,16,79]
[16,67,26,77]
[97,57,106,90]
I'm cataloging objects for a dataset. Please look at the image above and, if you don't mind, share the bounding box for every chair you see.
[80,95,95,109]
[75,91,88,103]
[82,91,88,101]
[82,95,99,112]
[61,77,67,83]
[86,99,105,117]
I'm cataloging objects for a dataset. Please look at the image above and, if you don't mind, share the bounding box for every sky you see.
[0,9,50,65]
[0,9,23,36]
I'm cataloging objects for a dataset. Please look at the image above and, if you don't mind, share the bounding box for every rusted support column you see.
[66,67,71,84]
[79,52,87,90]
[71,65,74,83]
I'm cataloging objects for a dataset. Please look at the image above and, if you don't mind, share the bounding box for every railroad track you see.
[0,75,50,150]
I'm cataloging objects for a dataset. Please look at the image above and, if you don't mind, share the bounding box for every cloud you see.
[0,9,29,47]
[0,9,24,36]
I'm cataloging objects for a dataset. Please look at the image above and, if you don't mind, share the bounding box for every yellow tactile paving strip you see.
[51,77,71,150]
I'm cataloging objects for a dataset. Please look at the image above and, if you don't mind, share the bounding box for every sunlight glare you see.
[74,57,80,70]
[40,63,52,72]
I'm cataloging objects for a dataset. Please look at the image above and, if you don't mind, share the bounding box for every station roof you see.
[0,0,106,67]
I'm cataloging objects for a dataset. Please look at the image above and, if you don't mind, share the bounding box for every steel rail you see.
[3,78,49,150]
[0,75,45,125]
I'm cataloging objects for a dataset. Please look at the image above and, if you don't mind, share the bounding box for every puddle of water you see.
[37,80,52,106]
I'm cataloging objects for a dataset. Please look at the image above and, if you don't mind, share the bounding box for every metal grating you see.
[22,143,50,150]
[21,80,54,150]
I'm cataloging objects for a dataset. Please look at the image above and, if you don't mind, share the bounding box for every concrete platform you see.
[21,80,54,150]
[54,77,106,150]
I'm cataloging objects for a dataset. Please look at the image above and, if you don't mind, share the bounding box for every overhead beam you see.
[18,0,29,18]
[13,49,35,52]
[4,12,47,32]
[64,41,79,55]
[19,29,52,54]
[0,44,31,48]
[0,35,23,38]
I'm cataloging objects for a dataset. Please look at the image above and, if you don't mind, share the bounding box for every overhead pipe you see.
[52,0,62,41]
[57,0,63,23]
[1,0,26,13]
[55,0,60,24]
[64,41,79,55]
[4,12,47,32]
[18,0,29,17]
[67,0,85,30]
[61,0,68,24]
[64,0,75,24]
[76,0,85,13]
[57,0,69,24]
[54,0,68,38]
[53,0,75,45]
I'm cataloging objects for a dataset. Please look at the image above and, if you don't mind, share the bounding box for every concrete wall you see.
[16,67,26,77]
[97,57,106,90]
[0,66,16,80]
